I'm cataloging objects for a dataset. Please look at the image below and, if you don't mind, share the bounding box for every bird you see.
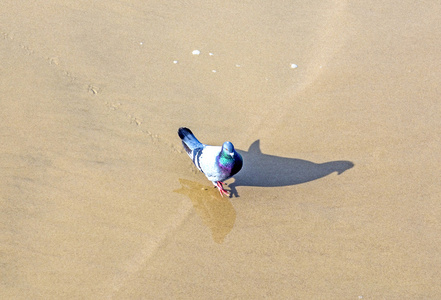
[178,127,243,197]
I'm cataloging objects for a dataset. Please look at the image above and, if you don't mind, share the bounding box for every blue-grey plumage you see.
[178,127,243,196]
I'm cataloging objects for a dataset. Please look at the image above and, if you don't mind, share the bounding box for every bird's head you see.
[222,141,236,157]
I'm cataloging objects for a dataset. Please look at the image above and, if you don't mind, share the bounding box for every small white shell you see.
[192,50,201,55]
[290,63,298,69]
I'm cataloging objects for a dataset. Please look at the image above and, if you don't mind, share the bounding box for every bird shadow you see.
[228,140,354,197]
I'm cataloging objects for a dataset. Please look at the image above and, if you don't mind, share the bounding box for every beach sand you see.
[2,0,441,298]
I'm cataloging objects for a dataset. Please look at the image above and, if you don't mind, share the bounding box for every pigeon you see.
[178,127,243,197]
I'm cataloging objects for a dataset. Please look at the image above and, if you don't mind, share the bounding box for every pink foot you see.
[216,181,229,197]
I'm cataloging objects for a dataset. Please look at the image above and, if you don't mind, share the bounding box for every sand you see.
[1,0,441,298]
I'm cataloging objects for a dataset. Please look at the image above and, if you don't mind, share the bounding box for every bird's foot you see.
[216,181,229,197]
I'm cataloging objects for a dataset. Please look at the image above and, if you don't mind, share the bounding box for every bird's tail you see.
[178,127,203,155]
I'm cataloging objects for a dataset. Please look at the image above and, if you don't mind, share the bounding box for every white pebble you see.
[192,50,201,55]
[290,63,298,69]
[235,64,241,67]
[212,70,217,73]
[209,52,214,56]
[173,60,178,64]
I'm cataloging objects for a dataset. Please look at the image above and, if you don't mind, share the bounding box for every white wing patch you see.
[199,146,222,181]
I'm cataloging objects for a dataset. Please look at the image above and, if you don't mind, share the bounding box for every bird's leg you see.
[216,181,229,197]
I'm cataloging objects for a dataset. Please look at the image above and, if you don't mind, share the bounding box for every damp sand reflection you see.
[174,179,236,244]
